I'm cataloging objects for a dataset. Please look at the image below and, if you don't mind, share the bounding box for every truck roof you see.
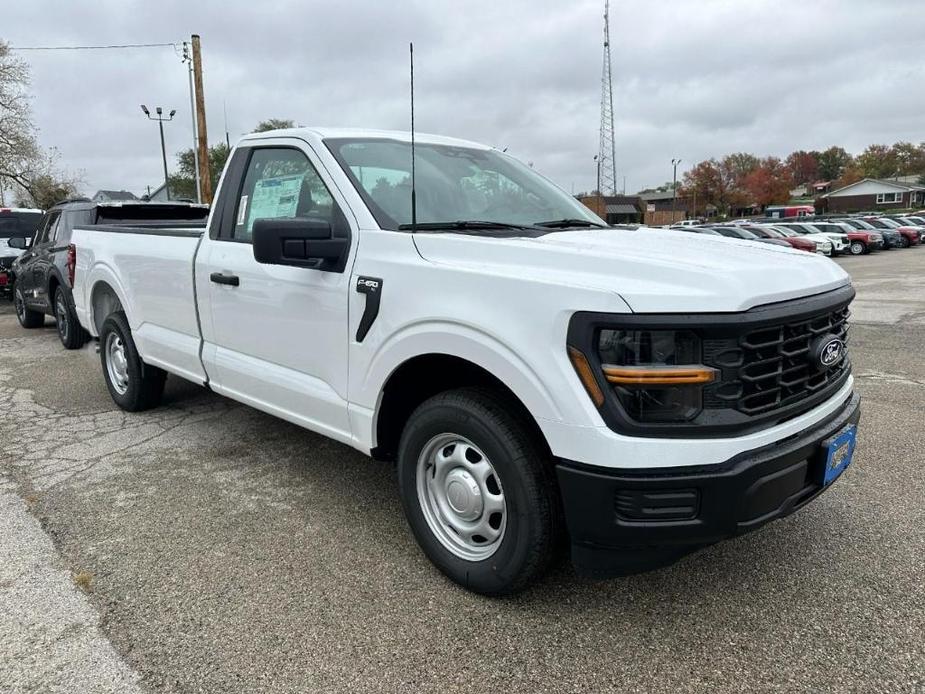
[239,127,493,151]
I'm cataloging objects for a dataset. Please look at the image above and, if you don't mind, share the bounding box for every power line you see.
[10,42,177,51]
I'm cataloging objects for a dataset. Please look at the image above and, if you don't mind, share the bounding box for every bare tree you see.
[0,40,41,197]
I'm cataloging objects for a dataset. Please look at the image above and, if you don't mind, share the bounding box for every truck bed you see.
[71,223,209,385]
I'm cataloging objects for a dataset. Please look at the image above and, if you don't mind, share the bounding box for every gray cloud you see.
[4,0,924,198]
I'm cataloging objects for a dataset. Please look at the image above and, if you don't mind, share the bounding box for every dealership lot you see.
[1,250,923,693]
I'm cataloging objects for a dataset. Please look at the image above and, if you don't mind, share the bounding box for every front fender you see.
[352,319,570,441]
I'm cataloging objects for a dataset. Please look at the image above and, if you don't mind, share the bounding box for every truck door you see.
[196,141,356,444]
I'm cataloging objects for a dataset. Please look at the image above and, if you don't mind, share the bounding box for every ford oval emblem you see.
[812,335,845,371]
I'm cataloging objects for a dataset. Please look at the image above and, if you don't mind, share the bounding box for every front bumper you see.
[556,391,861,577]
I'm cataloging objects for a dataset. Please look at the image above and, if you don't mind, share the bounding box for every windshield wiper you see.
[533,218,606,229]
[397,220,537,231]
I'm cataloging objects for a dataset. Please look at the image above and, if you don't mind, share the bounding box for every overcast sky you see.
[4,0,924,198]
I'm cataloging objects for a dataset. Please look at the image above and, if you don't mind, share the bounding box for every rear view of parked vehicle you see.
[12,198,209,349]
[0,207,43,301]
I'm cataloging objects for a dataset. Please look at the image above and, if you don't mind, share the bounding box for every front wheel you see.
[13,281,44,328]
[397,388,561,595]
[901,237,910,248]
[99,311,166,411]
[849,241,866,256]
[54,286,88,350]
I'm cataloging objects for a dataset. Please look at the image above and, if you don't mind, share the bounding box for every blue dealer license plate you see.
[820,424,857,486]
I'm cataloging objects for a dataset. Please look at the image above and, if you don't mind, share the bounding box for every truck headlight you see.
[593,329,716,422]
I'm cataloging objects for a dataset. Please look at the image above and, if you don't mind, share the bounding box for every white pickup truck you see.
[71,128,860,594]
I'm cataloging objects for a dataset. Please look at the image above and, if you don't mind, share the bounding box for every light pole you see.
[671,158,681,221]
[141,105,176,200]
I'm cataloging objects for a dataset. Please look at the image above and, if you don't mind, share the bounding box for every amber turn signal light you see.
[568,347,605,407]
[602,365,717,386]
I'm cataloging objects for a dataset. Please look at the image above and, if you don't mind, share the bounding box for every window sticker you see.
[246,174,304,232]
[237,195,249,226]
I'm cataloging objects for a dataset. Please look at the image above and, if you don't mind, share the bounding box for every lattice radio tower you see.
[598,0,617,196]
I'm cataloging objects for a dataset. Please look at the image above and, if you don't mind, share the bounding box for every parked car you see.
[892,216,925,240]
[768,222,849,256]
[12,198,210,348]
[849,217,903,248]
[738,224,817,253]
[700,225,793,247]
[69,128,860,594]
[811,221,883,255]
[867,217,921,248]
[0,207,44,300]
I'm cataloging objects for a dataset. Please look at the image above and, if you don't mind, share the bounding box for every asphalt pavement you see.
[1,248,923,693]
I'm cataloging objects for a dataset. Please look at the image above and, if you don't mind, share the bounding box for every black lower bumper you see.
[556,392,861,578]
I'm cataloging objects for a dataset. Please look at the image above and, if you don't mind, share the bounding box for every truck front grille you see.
[704,305,851,418]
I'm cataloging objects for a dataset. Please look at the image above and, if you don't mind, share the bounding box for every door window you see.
[232,148,336,242]
[34,211,60,246]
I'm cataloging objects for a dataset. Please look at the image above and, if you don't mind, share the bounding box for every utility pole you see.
[141,105,176,199]
[191,34,212,204]
[671,158,681,221]
[182,42,201,204]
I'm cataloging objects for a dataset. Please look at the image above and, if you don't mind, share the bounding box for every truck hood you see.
[412,227,851,313]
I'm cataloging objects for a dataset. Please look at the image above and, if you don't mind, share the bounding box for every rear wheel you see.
[849,241,866,256]
[13,281,44,328]
[99,311,166,411]
[54,286,88,350]
[397,388,561,595]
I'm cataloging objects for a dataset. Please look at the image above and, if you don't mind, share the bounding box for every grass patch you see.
[73,571,93,593]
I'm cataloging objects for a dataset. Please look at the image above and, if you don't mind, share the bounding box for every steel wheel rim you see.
[416,433,507,561]
[105,332,130,395]
[55,294,68,340]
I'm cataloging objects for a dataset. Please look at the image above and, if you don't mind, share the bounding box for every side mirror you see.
[7,237,28,250]
[252,217,348,270]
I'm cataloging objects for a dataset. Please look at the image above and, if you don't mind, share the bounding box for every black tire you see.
[901,236,910,248]
[54,286,88,350]
[13,280,44,328]
[849,241,866,256]
[99,311,166,412]
[397,387,561,595]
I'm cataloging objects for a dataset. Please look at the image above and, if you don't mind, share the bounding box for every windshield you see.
[0,211,43,239]
[877,218,901,228]
[0,211,43,257]
[325,138,604,231]
[863,218,888,229]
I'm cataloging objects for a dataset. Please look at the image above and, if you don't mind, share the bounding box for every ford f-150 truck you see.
[70,128,861,595]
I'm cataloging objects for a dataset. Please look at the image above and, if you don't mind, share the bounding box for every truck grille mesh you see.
[704,306,851,417]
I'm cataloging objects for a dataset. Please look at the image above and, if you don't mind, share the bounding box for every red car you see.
[866,217,921,248]
[742,225,816,252]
